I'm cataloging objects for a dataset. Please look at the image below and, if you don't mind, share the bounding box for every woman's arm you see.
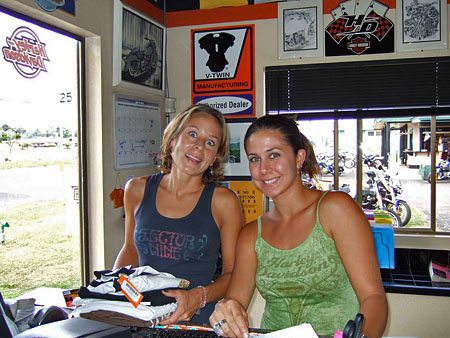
[113,177,146,269]
[209,220,259,338]
[321,191,388,338]
[208,187,245,300]
[160,187,244,323]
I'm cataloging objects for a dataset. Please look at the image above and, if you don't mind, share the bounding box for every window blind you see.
[265,57,450,118]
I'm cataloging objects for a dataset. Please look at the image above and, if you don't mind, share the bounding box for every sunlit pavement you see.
[0,146,78,206]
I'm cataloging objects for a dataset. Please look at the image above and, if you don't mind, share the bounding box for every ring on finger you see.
[213,325,223,336]
[213,319,227,336]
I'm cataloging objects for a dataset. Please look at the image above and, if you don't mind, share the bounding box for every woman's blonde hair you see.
[159,104,229,183]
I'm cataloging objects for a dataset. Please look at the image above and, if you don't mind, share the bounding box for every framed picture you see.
[113,0,165,91]
[396,0,448,52]
[277,0,323,59]
[223,119,255,181]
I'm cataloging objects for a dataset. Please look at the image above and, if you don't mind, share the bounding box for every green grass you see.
[0,200,81,299]
[0,159,73,170]
[404,207,429,228]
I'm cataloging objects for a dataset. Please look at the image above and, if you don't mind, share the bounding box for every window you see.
[265,57,450,235]
[293,116,449,234]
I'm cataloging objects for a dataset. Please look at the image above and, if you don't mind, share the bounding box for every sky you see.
[0,10,79,132]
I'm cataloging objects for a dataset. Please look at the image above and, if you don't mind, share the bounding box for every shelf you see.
[381,248,450,296]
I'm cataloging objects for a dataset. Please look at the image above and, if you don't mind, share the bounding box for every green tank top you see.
[255,192,359,336]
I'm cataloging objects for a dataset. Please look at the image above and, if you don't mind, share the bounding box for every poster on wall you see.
[191,25,255,118]
[277,0,324,59]
[228,181,263,224]
[112,0,165,91]
[396,0,448,52]
[325,0,394,56]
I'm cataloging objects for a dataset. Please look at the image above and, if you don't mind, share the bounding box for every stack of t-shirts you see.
[70,265,189,327]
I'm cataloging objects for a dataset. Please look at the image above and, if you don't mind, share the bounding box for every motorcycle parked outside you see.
[339,151,356,169]
[382,169,411,226]
[428,159,450,183]
[363,154,385,170]
[360,167,412,227]
[317,154,344,176]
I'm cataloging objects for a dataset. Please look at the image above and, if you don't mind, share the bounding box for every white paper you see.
[251,323,319,338]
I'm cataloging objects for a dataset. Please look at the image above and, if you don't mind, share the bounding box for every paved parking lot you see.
[0,147,78,210]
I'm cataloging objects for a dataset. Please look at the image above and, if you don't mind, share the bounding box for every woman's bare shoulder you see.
[212,185,241,204]
[125,175,148,189]
[124,175,149,203]
[319,190,367,230]
[239,219,258,241]
[320,190,358,211]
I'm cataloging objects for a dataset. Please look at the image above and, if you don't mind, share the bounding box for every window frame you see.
[0,4,89,283]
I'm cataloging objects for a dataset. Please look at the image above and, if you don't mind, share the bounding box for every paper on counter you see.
[250,323,319,338]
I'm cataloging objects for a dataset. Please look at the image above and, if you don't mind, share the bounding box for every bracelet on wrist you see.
[196,285,207,309]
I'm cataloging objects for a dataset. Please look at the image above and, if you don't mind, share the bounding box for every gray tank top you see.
[134,173,220,323]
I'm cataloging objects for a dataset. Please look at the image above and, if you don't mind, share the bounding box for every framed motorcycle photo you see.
[113,0,165,92]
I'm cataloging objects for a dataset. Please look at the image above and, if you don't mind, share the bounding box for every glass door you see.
[0,7,82,298]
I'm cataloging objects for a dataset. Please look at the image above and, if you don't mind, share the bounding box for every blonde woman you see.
[114,104,243,324]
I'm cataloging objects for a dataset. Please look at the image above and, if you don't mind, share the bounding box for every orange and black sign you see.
[229,181,263,224]
[191,25,255,118]
[325,0,394,56]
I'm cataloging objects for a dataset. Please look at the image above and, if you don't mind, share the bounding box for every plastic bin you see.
[371,225,395,269]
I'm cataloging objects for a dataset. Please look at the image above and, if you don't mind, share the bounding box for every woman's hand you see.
[209,298,249,338]
[159,288,204,324]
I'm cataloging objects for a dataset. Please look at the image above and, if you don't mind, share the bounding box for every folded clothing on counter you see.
[78,286,177,306]
[70,265,186,327]
[71,298,177,327]
[87,265,190,295]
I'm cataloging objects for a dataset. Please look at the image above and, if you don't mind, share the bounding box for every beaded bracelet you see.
[196,285,207,309]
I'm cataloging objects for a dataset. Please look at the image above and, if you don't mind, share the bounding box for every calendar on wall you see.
[114,95,162,170]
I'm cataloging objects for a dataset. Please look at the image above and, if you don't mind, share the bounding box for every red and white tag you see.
[118,275,143,308]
